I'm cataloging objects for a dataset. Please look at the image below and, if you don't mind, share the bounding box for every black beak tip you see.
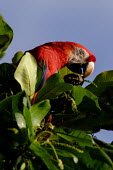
[67,63,88,76]
[67,63,83,74]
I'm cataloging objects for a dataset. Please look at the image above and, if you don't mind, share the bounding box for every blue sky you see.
[1,0,113,143]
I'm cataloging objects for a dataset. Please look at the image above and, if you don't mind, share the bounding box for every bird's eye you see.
[79,49,84,55]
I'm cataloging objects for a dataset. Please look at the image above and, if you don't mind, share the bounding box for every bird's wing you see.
[35,59,48,91]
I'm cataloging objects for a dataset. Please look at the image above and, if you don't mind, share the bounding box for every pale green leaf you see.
[15,112,26,129]
[14,52,37,98]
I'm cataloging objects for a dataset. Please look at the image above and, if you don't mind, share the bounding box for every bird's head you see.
[67,45,96,78]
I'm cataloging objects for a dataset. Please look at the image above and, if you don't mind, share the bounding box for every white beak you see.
[84,62,94,78]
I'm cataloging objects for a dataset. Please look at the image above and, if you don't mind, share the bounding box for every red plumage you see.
[28,41,96,79]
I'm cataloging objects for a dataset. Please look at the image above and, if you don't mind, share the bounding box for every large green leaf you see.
[56,129,93,147]
[29,141,60,170]
[30,100,51,127]
[14,52,37,98]
[86,71,113,130]
[35,74,73,103]
[86,70,113,96]
[60,86,102,132]
[0,91,26,154]
[76,148,112,170]
[54,127,113,169]
[12,91,25,115]
[0,16,13,53]
[71,85,101,113]
[58,66,73,77]
[0,91,25,128]
[86,146,113,167]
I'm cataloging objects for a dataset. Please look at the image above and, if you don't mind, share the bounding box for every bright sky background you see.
[1,0,113,143]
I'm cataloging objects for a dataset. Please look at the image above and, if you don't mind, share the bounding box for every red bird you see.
[27,41,96,89]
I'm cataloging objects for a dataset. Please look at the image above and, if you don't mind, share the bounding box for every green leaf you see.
[0,91,25,128]
[55,127,94,147]
[71,85,101,118]
[58,66,73,77]
[29,141,60,170]
[29,159,38,170]
[86,146,113,167]
[20,162,26,170]
[63,86,102,132]
[98,86,113,110]
[0,51,5,59]
[85,71,113,130]
[51,86,103,133]
[0,94,27,153]
[0,35,9,49]
[68,130,93,147]
[23,106,34,142]
[12,51,23,64]
[30,100,51,127]
[12,91,25,115]
[54,128,113,169]
[86,70,113,96]
[14,52,37,98]
[45,141,82,170]
[0,63,21,100]
[0,16,13,52]
[0,95,13,128]
[15,112,26,129]
[35,74,73,103]
[76,149,112,170]
[56,130,93,147]
[72,86,100,110]
[94,138,113,150]
[55,149,78,164]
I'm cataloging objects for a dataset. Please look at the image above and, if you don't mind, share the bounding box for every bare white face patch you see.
[68,47,90,65]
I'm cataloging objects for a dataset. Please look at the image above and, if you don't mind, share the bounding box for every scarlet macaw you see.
[27,41,96,89]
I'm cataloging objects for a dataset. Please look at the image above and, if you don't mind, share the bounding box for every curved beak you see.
[67,62,94,78]
[83,62,94,78]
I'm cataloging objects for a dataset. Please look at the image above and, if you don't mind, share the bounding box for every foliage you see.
[0,16,113,170]
[0,15,13,58]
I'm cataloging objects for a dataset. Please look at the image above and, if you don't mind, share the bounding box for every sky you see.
[0,0,113,143]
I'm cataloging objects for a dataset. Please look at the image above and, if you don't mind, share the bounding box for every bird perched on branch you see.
[27,41,96,88]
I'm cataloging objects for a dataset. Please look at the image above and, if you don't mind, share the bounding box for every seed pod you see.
[64,74,84,86]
